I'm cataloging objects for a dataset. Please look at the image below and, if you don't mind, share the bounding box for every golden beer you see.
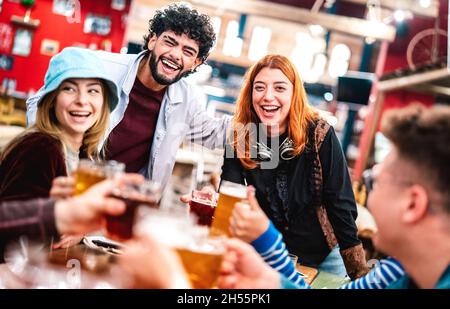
[135,208,225,289]
[176,246,223,289]
[74,168,106,195]
[210,181,247,237]
[74,159,125,195]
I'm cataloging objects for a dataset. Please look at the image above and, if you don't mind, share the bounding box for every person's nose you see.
[76,89,89,105]
[263,87,275,102]
[168,45,182,62]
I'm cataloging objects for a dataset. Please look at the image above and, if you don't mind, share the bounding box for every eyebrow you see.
[163,34,199,55]
[163,34,177,45]
[254,81,289,85]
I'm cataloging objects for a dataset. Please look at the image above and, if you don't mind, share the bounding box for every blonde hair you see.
[1,80,110,161]
[232,54,318,169]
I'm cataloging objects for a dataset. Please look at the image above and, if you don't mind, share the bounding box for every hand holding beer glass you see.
[52,160,125,249]
[210,181,247,237]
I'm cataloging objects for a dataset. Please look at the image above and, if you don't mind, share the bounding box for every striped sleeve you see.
[340,257,405,289]
[251,221,310,288]
[0,198,58,240]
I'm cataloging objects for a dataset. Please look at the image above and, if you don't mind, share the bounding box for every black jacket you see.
[221,125,361,267]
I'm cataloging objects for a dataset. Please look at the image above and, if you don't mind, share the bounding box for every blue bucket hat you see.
[38,47,119,111]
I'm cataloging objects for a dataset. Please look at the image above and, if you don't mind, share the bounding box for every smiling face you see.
[146,30,202,86]
[252,67,293,136]
[54,78,104,141]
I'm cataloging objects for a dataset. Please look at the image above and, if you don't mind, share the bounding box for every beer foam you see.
[219,185,247,199]
[182,236,225,255]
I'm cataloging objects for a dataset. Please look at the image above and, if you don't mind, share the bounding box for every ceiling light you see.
[324,92,334,101]
[394,10,406,22]
[419,0,431,9]
[309,24,325,37]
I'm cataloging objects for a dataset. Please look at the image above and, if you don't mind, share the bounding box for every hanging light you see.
[419,0,431,9]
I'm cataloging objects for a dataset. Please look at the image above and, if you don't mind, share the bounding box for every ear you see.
[147,34,158,51]
[402,184,429,224]
[191,58,203,71]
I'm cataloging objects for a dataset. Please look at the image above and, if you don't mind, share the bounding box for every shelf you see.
[11,15,40,28]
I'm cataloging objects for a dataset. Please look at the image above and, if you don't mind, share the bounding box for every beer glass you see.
[210,181,247,237]
[106,180,161,240]
[136,208,225,289]
[189,190,218,227]
[175,235,225,289]
[74,159,125,195]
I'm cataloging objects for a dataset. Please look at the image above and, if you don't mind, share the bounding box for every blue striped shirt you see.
[252,222,405,289]
[252,222,310,288]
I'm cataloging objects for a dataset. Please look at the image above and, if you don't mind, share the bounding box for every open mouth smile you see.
[161,58,182,72]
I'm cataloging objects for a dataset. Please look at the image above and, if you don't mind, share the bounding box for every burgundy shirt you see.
[105,78,165,173]
[0,198,58,262]
[0,132,67,202]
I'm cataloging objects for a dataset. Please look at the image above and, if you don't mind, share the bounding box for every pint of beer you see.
[189,190,218,226]
[136,208,225,289]
[210,181,247,237]
[175,236,224,289]
[74,159,124,195]
[106,180,161,240]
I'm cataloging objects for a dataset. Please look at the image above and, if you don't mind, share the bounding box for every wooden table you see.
[311,271,350,289]
[295,264,350,288]
[296,264,319,285]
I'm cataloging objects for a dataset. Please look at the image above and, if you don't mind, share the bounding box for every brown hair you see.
[231,54,318,169]
[381,104,450,213]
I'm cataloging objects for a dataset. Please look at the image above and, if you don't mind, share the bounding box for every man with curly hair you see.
[27,3,229,188]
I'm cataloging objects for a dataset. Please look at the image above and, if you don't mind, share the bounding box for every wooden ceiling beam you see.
[186,0,396,41]
[378,67,450,91]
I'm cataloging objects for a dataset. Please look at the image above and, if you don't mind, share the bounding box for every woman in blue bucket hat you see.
[0,47,119,201]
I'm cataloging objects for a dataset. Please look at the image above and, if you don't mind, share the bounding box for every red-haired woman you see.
[221,54,368,281]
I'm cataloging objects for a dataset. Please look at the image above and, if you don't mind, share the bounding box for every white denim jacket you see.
[26,50,230,187]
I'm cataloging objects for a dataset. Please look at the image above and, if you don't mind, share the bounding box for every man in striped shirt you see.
[231,188,405,289]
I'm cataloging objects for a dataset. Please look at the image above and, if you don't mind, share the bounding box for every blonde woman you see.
[0,47,118,201]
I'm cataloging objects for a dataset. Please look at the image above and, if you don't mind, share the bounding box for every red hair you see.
[231,54,318,169]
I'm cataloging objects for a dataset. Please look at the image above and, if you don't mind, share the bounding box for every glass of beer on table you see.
[73,159,125,195]
[137,208,225,289]
[189,190,218,227]
[210,180,247,237]
[106,180,162,241]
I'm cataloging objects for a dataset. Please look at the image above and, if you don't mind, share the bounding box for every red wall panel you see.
[0,0,130,93]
